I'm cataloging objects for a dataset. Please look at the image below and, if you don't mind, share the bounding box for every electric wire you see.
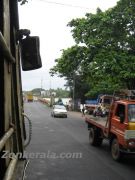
[36,0,91,10]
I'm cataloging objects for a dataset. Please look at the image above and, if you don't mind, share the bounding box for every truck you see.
[85,95,135,161]
[85,99,98,114]
[27,93,33,102]
[0,0,42,179]
[85,95,114,114]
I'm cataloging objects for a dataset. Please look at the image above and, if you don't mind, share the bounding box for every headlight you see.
[128,141,135,146]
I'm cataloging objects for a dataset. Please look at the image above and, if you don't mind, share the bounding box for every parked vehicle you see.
[51,105,68,118]
[93,105,107,117]
[85,98,99,114]
[85,94,135,161]
[85,95,114,114]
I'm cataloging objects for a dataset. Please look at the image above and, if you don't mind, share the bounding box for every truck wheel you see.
[89,127,102,146]
[111,138,121,161]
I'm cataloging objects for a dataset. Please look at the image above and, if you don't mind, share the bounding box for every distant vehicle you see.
[51,105,67,118]
[85,95,114,114]
[27,93,33,102]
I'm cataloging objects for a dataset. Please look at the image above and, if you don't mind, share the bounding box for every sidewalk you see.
[68,110,85,119]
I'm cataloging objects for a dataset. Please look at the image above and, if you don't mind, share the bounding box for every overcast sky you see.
[19,0,119,91]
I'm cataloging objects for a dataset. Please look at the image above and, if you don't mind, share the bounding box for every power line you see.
[36,0,91,10]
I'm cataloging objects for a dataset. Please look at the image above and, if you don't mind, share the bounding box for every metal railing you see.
[0,32,15,63]
[3,157,18,180]
[0,127,14,151]
[0,127,17,180]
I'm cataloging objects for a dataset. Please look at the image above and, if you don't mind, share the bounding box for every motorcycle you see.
[93,106,107,117]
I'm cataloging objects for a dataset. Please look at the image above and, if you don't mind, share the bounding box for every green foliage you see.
[50,0,135,97]
[31,88,44,95]
[25,88,69,98]
[64,75,90,102]
[54,88,70,98]
[50,45,87,78]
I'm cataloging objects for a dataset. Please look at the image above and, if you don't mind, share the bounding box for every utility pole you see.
[49,77,53,107]
[73,73,75,110]
[41,78,43,96]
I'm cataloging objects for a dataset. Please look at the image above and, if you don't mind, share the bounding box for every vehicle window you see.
[104,98,112,104]
[115,104,125,121]
[55,105,66,110]
[128,104,135,122]
[99,99,102,103]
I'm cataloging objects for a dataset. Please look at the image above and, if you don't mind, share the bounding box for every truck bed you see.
[85,114,108,129]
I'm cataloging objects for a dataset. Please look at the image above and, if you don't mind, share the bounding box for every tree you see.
[50,45,87,77]
[68,0,135,93]
[50,45,90,100]
[50,0,135,96]
[55,88,70,98]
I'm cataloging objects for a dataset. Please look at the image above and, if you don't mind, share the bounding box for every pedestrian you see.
[82,106,85,116]
[80,104,85,117]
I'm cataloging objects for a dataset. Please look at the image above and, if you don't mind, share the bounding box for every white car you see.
[51,105,67,118]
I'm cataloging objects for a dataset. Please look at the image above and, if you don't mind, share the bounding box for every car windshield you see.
[128,104,135,122]
[54,105,66,110]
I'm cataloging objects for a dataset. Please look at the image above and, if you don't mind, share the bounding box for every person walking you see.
[80,104,85,117]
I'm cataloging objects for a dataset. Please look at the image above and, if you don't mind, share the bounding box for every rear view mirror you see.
[20,36,42,71]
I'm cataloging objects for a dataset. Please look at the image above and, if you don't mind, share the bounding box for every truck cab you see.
[110,100,135,159]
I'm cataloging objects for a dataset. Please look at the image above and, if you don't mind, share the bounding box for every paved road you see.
[24,102,135,180]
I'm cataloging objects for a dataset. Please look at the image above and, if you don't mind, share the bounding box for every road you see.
[24,102,135,180]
